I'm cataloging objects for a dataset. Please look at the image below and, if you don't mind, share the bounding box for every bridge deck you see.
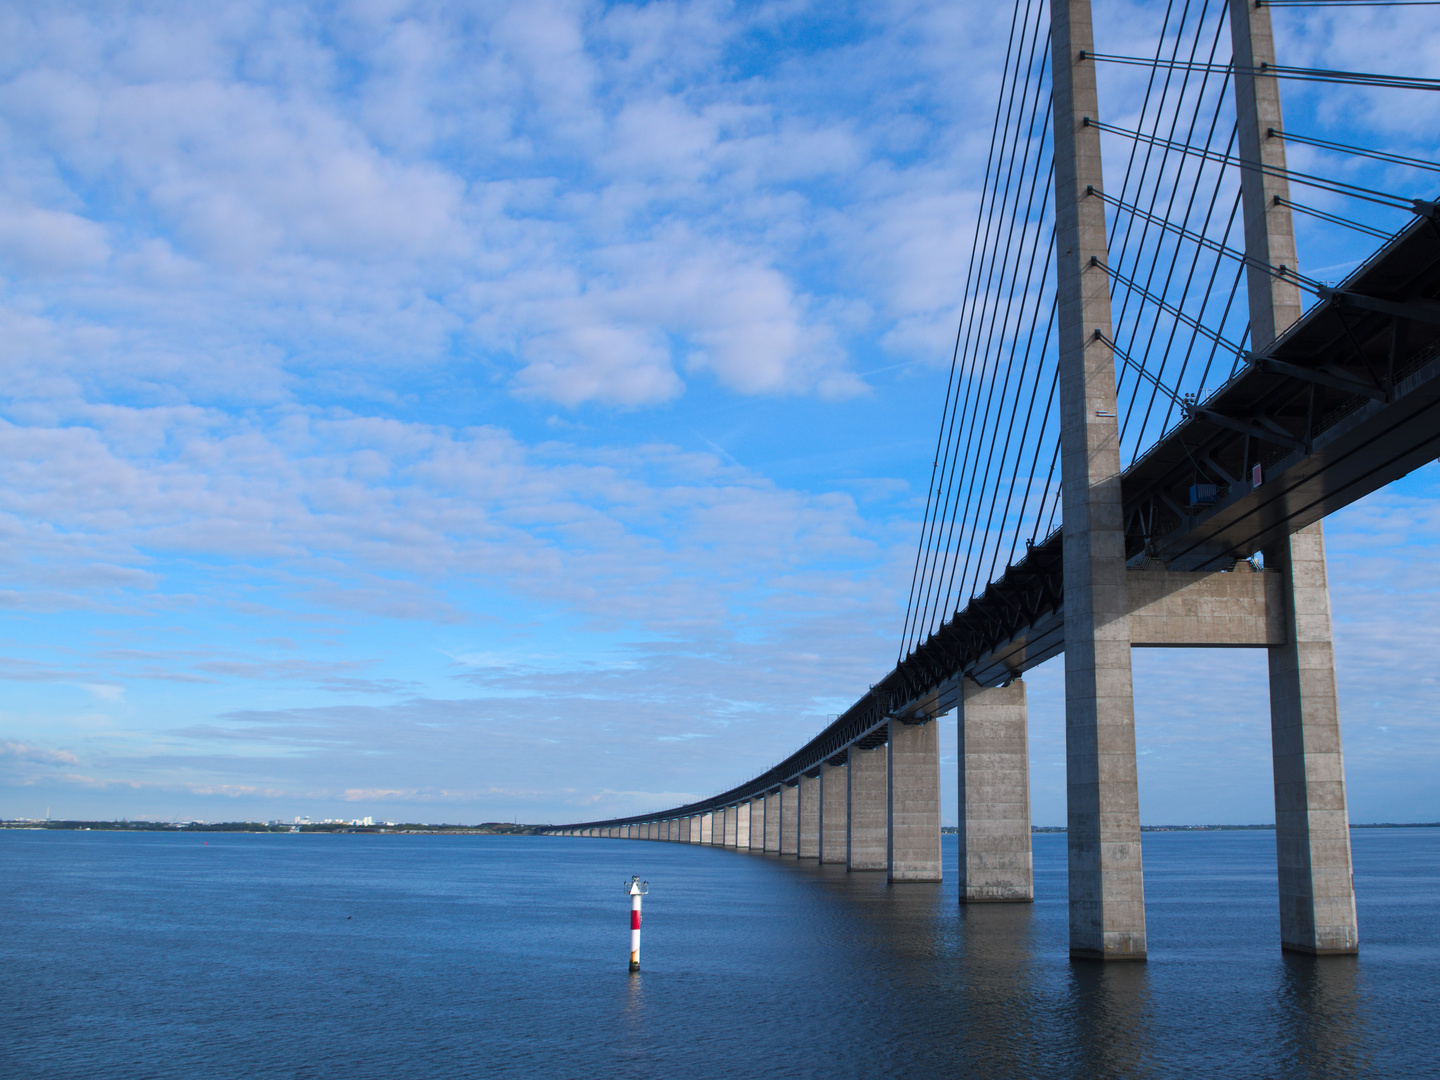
[557,210,1440,832]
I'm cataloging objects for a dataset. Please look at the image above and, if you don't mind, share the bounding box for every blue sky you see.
[0,0,1435,826]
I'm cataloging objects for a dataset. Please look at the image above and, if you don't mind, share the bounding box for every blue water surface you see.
[1,828,1436,1079]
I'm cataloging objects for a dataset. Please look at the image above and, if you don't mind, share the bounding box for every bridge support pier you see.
[847,744,887,870]
[780,783,800,856]
[957,678,1033,901]
[1267,523,1359,954]
[1051,0,1146,961]
[700,812,713,845]
[819,762,847,864]
[749,797,766,851]
[888,717,941,882]
[799,773,820,858]
[764,790,780,851]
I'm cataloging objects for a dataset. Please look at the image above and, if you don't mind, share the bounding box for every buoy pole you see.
[626,875,648,972]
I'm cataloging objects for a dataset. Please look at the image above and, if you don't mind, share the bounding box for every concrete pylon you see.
[847,743,887,870]
[1050,0,1146,960]
[1229,0,1358,956]
[1265,523,1358,953]
[780,783,800,856]
[724,805,738,848]
[700,812,713,845]
[735,802,751,849]
[819,762,847,864]
[764,790,781,851]
[957,680,1034,901]
[1228,0,1302,343]
[798,774,820,858]
[887,718,941,882]
[749,797,766,851]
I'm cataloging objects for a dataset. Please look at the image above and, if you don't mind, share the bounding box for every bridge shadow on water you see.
[613,831,1414,1080]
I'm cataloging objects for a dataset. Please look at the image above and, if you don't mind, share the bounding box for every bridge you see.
[546,0,1439,961]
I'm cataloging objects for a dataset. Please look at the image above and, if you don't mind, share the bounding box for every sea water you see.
[1,828,1436,1079]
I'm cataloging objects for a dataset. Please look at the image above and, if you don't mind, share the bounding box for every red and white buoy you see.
[626,875,648,972]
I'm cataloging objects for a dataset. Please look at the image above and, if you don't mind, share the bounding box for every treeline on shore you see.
[0,820,545,834]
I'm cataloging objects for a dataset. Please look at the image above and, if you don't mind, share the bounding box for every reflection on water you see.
[1277,955,1367,1078]
[953,903,1045,1076]
[1064,962,1154,1079]
[0,829,1435,1080]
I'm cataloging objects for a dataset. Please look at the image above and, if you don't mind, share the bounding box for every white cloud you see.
[0,740,80,767]
[0,0,1015,411]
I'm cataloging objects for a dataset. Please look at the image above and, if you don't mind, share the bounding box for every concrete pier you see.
[958,678,1034,901]
[798,773,820,858]
[700,812,713,845]
[764,790,780,852]
[1050,0,1147,961]
[1267,523,1359,953]
[887,717,942,882]
[847,743,887,871]
[820,761,848,864]
[736,801,752,850]
[724,805,738,848]
[750,797,766,851]
[780,783,800,856]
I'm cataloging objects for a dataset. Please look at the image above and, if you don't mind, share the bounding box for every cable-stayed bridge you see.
[547,0,1440,961]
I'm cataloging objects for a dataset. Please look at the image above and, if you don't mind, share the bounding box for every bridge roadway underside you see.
[546,207,1438,945]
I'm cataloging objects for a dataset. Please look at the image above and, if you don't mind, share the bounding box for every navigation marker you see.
[625,876,648,972]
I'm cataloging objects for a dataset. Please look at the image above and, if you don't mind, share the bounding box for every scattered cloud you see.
[0,741,79,767]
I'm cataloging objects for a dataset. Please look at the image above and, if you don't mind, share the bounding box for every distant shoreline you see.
[5,820,1437,834]
[0,820,543,835]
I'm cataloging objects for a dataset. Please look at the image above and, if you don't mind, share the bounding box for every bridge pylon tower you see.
[1230,0,1358,956]
[1050,0,1148,962]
